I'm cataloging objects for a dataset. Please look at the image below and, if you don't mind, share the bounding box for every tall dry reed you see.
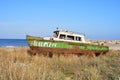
[0,47,120,80]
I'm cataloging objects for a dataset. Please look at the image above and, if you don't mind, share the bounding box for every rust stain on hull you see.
[29,46,108,57]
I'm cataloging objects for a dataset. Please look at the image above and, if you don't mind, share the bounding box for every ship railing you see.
[57,30,85,36]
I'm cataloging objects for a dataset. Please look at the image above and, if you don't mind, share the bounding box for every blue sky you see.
[0,0,120,40]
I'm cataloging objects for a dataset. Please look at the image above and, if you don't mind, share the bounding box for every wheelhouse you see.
[53,30,86,43]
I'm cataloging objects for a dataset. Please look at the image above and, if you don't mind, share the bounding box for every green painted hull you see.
[26,35,109,55]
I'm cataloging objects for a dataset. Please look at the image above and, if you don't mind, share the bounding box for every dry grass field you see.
[0,47,120,80]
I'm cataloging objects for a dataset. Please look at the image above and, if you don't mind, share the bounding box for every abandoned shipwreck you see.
[26,29,109,57]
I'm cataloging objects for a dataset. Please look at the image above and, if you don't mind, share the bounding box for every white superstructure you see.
[44,29,87,43]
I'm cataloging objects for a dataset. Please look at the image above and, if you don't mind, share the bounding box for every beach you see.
[91,40,120,50]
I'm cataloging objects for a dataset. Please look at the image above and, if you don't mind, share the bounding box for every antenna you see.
[56,27,58,30]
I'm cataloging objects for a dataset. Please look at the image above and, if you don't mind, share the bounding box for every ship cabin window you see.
[53,31,59,38]
[67,35,74,40]
[76,37,82,41]
[59,34,66,39]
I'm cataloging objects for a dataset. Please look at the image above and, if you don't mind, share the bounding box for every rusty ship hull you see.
[26,35,109,57]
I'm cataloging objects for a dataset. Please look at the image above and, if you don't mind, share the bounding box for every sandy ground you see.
[90,40,120,50]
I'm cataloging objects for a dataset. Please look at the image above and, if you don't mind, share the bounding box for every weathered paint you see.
[27,35,109,51]
[32,40,57,48]
[30,46,108,57]
[26,35,109,57]
[29,40,73,49]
